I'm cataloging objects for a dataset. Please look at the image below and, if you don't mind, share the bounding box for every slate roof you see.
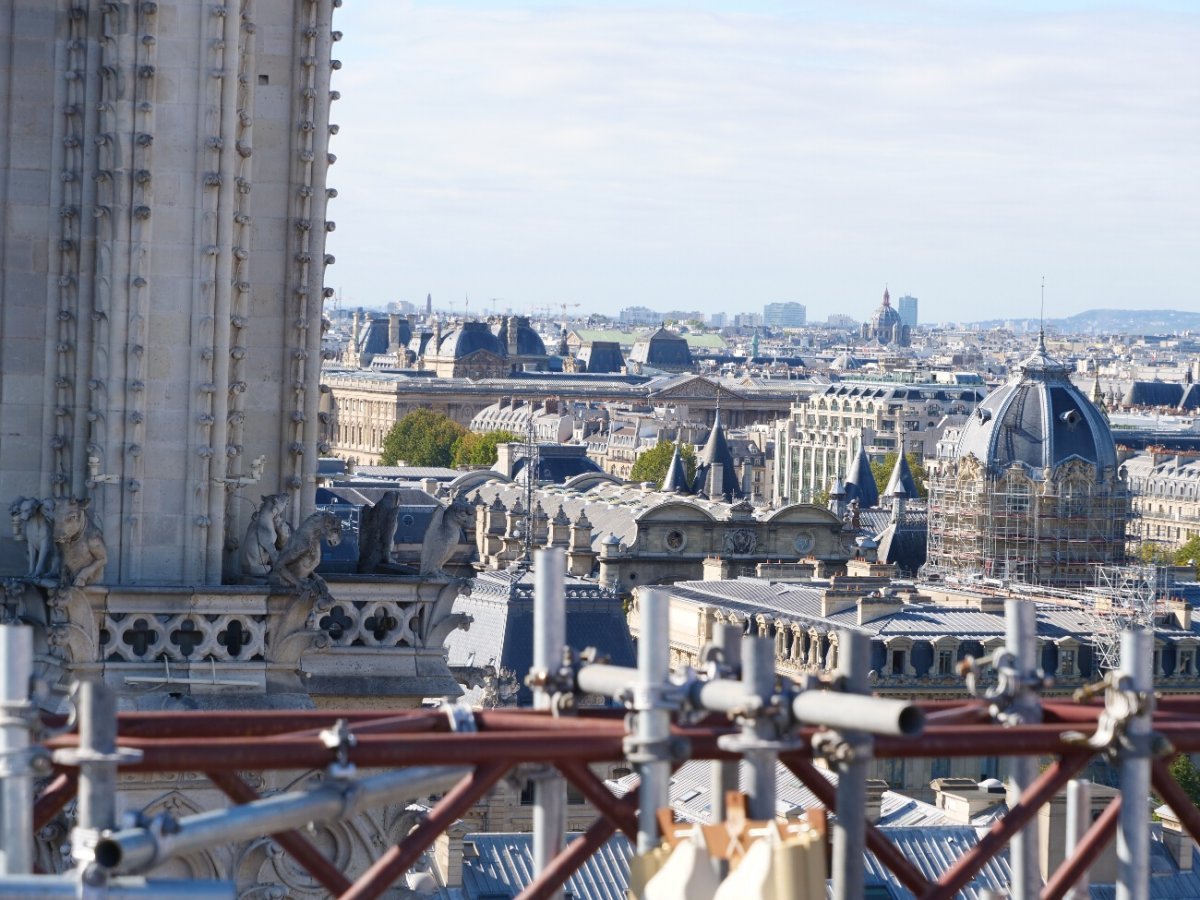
[1123,380,1185,409]
[844,442,880,509]
[443,569,635,707]
[458,832,632,900]
[956,337,1117,477]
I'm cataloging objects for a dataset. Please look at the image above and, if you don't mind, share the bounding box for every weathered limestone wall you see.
[0,0,339,585]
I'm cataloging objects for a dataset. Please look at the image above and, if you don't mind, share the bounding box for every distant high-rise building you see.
[709,312,727,327]
[733,312,763,328]
[619,306,661,326]
[898,294,918,328]
[426,293,433,317]
[827,314,858,329]
[763,302,807,328]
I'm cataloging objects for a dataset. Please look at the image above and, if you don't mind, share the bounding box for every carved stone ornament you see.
[10,496,57,578]
[269,510,342,599]
[241,493,292,580]
[723,527,757,556]
[52,497,106,588]
[418,492,473,576]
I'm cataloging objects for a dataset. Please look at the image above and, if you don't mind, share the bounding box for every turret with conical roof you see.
[692,395,741,502]
[661,439,692,493]
[843,441,879,509]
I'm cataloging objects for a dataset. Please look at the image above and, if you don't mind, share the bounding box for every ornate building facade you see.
[925,336,1130,587]
[860,288,911,346]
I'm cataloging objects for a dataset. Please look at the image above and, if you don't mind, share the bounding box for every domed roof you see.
[869,287,903,330]
[954,335,1117,478]
[437,321,507,359]
[494,316,546,356]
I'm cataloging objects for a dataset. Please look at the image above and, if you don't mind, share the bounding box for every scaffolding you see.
[925,462,1131,589]
[1084,564,1172,671]
[2,592,1198,899]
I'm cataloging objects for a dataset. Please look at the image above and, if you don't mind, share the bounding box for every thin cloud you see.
[326,3,1200,321]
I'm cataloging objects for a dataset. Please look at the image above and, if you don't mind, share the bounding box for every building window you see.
[1180,649,1195,676]
[937,649,954,676]
[891,649,906,675]
[1059,649,1076,676]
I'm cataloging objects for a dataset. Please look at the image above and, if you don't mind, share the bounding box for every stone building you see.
[771,382,983,505]
[1123,452,1200,553]
[466,476,852,592]
[925,335,1130,587]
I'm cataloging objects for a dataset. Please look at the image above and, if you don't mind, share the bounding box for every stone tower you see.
[0,0,340,585]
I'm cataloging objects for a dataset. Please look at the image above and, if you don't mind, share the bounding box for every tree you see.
[451,430,520,468]
[379,410,466,467]
[630,440,697,489]
[870,451,929,500]
[1174,536,1200,577]
[1168,754,1200,808]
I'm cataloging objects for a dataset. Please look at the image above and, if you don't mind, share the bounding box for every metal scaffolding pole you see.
[532,548,566,900]
[634,588,671,854]
[1117,629,1152,900]
[1006,598,1042,900]
[95,765,470,875]
[1064,779,1092,900]
[709,622,741,826]
[740,634,776,820]
[832,628,869,900]
[0,626,34,876]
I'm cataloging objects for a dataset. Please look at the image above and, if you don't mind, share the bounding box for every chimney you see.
[388,313,400,353]
[703,556,731,581]
[1160,804,1196,871]
[433,827,469,888]
[864,779,889,823]
[1172,599,1193,630]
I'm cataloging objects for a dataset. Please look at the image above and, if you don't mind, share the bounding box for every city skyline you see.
[325,1,1199,323]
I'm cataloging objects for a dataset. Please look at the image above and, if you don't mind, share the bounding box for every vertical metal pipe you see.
[832,628,868,900]
[741,634,776,820]
[1006,599,1042,900]
[0,626,34,875]
[635,588,671,854]
[1065,779,1092,900]
[73,679,119,867]
[709,623,741,824]
[1117,629,1152,900]
[532,549,566,899]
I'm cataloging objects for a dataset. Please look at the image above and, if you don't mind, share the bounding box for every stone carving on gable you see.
[10,496,57,578]
[269,511,342,601]
[241,493,292,580]
[723,527,757,555]
[52,497,106,588]
[419,492,474,576]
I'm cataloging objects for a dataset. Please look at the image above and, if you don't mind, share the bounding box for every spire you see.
[661,438,691,493]
[843,440,880,509]
[884,451,919,500]
[882,285,890,307]
[692,408,740,501]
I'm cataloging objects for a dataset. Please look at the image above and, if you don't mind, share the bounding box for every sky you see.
[323,1,1200,325]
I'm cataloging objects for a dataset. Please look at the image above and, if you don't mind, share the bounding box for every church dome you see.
[869,288,903,331]
[437,321,507,359]
[954,336,1117,478]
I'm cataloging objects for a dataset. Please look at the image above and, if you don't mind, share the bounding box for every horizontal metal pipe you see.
[0,877,233,898]
[95,766,469,874]
[689,678,758,714]
[574,664,639,699]
[205,771,351,895]
[792,692,924,737]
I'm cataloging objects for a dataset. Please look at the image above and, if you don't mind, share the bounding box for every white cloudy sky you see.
[324,1,1200,324]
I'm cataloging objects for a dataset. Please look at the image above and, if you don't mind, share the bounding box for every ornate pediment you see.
[649,377,743,402]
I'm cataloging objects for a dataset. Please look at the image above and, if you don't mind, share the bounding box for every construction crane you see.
[558,302,581,337]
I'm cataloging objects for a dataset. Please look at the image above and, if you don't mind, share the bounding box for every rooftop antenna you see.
[1039,276,1046,348]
